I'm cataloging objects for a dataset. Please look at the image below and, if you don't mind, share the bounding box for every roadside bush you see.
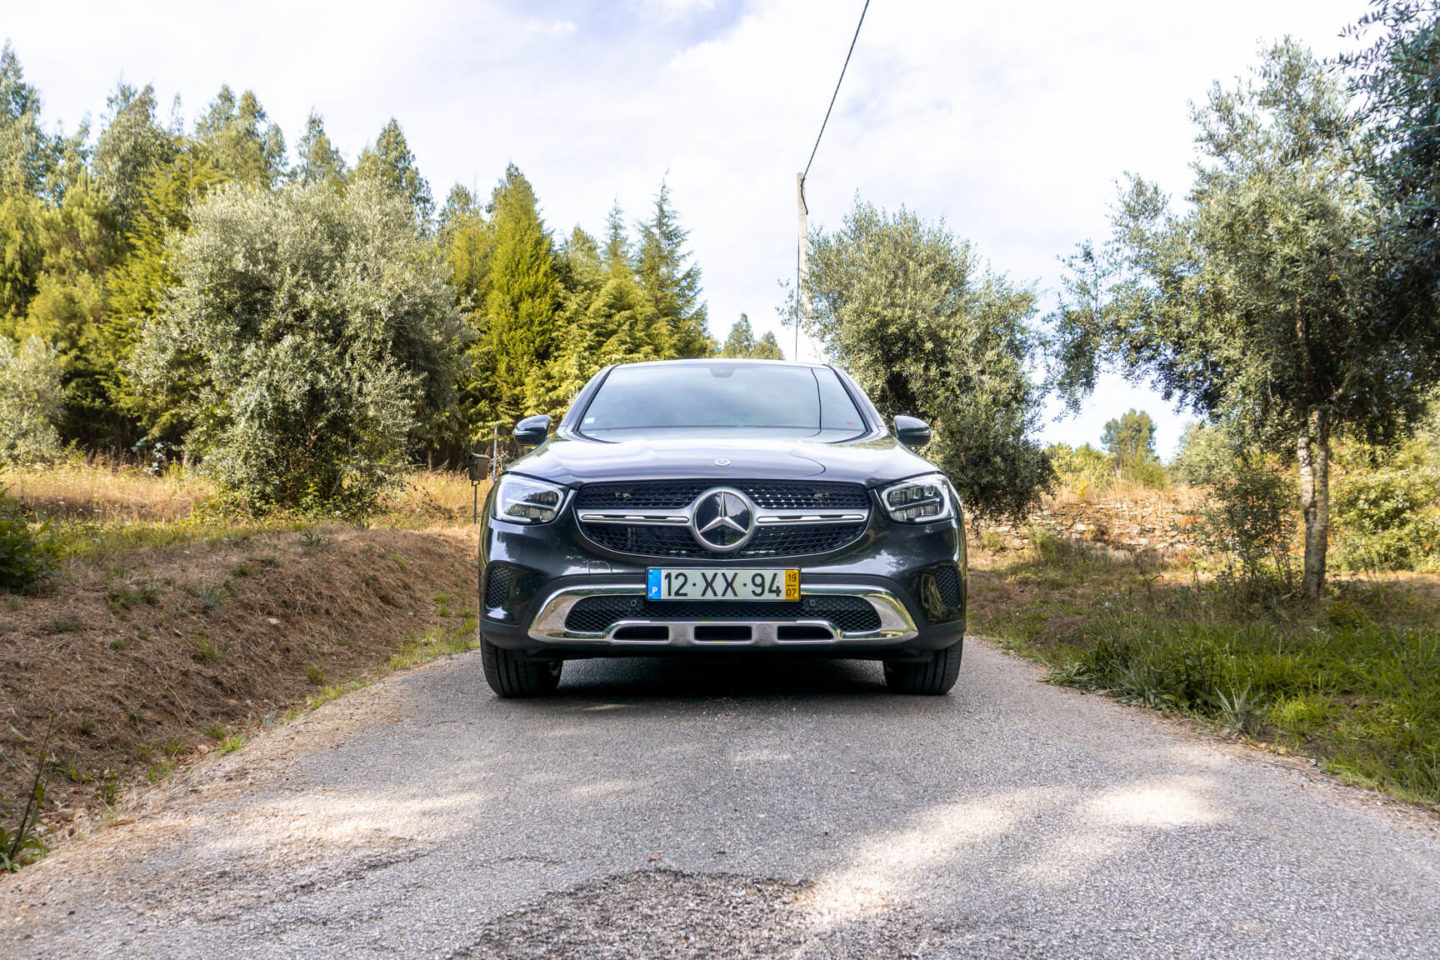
[0,490,56,593]
[1333,411,1440,573]
[1334,466,1440,572]
[0,335,64,464]
[1197,458,1297,596]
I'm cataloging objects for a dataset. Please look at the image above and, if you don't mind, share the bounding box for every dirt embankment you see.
[0,524,476,836]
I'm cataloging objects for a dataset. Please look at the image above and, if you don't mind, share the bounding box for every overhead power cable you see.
[802,0,872,185]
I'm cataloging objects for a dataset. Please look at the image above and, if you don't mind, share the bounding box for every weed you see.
[95,772,120,806]
[220,735,245,754]
[193,636,219,661]
[145,760,175,782]
[979,530,1005,553]
[229,563,253,578]
[1216,686,1269,738]
[162,738,187,760]
[202,722,227,741]
[435,591,455,617]
[1,715,54,872]
[106,581,159,613]
[61,758,92,784]
[78,718,98,736]
[306,664,326,686]
[298,528,330,550]
[46,617,83,634]
[390,552,407,568]
[108,637,127,651]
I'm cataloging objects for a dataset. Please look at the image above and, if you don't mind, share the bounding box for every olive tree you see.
[130,180,462,513]
[803,200,1053,521]
[1053,41,1423,599]
[0,334,63,463]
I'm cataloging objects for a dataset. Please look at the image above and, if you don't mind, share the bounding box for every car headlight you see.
[493,474,566,524]
[881,474,954,523]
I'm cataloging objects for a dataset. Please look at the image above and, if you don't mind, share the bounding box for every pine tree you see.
[354,118,433,223]
[193,86,286,188]
[463,164,560,433]
[293,112,346,187]
[634,181,713,357]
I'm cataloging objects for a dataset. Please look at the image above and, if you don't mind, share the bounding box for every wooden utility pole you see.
[795,172,809,360]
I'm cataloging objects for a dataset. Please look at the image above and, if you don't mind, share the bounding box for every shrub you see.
[129,180,463,516]
[1334,461,1440,573]
[1171,422,1235,486]
[1048,442,1112,494]
[0,491,56,593]
[0,335,64,464]
[1198,458,1297,594]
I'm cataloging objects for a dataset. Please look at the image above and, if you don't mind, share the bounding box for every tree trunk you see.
[1296,409,1330,601]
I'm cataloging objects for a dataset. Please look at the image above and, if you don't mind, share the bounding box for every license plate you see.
[647,568,800,601]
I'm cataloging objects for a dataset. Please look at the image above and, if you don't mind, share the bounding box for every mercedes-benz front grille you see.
[574,479,870,559]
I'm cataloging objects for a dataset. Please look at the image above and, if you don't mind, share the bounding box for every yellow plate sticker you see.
[785,569,800,601]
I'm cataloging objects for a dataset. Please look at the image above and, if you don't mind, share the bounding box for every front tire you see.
[481,635,562,698]
[883,640,963,695]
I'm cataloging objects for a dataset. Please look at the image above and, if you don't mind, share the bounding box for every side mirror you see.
[894,415,932,449]
[513,414,551,449]
[466,451,491,482]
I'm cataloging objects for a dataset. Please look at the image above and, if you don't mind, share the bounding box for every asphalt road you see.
[5,640,1439,959]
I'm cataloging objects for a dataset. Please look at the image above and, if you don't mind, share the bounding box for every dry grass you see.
[2,457,213,523]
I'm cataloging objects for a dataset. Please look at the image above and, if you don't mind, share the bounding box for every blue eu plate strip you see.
[646,568,662,599]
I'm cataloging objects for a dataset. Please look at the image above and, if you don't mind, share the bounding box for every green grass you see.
[975,537,1440,809]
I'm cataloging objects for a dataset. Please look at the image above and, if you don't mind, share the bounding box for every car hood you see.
[508,432,938,488]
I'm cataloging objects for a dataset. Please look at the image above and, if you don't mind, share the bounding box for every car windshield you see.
[578,363,868,439]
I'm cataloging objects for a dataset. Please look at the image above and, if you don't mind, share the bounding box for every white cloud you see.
[3,0,1370,456]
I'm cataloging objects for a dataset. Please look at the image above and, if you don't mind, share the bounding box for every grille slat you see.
[575,480,870,511]
[576,479,870,559]
[564,596,881,634]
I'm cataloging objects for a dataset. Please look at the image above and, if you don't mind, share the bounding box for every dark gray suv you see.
[477,359,967,697]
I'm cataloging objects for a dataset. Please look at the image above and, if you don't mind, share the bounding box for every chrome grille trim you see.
[528,581,918,646]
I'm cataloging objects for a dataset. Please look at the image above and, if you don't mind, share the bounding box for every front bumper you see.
[478,488,966,659]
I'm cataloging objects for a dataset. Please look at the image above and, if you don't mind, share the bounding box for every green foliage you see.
[1054,41,1416,596]
[293,112,347,188]
[193,86,286,188]
[804,199,1054,521]
[634,181,713,358]
[464,164,561,432]
[129,180,462,514]
[1197,457,1297,596]
[1345,1,1440,365]
[1171,422,1235,486]
[353,118,431,222]
[1334,416,1440,572]
[1047,442,1111,493]
[720,314,784,359]
[1101,409,1166,488]
[0,489,56,593]
[0,334,63,462]
[92,83,179,234]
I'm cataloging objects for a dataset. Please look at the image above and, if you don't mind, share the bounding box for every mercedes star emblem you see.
[690,487,756,552]
[714,458,731,466]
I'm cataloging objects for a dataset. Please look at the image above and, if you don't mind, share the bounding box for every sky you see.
[3,0,1373,457]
